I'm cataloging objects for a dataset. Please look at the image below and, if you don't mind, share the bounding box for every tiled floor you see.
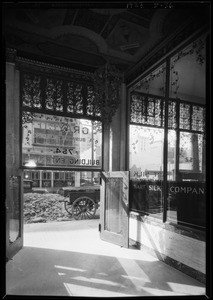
[6,219,206,297]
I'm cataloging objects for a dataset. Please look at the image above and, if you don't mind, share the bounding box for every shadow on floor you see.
[6,246,205,297]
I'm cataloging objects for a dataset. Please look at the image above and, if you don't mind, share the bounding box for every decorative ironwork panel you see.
[45,78,63,112]
[179,103,191,130]
[86,85,101,117]
[21,70,101,121]
[130,93,164,127]
[130,93,146,124]
[191,105,205,132]
[66,82,84,115]
[22,73,42,109]
[168,100,177,129]
[147,97,164,127]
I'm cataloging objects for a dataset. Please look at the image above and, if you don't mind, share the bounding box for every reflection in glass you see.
[105,178,122,234]
[129,125,164,218]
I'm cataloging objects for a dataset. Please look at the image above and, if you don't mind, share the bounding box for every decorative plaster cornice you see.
[16,56,94,81]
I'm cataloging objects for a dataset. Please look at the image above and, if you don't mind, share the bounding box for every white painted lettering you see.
[82,127,89,134]
[175,187,179,193]
[187,187,192,193]
[74,126,80,133]
[199,188,205,194]
[180,187,187,193]
[170,186,175,193]
[192,188,198,194]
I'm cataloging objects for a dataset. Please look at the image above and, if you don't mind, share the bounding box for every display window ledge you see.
[129,211,206,242]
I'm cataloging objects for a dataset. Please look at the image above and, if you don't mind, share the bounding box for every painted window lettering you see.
[133,183,205,195]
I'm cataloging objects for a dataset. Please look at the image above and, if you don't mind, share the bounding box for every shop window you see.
[129,125,164,219]
[167,131,206,229]
[129,36,206,229]
[42,171,51,180]
[54,172,64,180]
[22,113,102,169]
[32,171,39,180]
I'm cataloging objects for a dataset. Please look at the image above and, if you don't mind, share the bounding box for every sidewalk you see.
[6,218,206,297]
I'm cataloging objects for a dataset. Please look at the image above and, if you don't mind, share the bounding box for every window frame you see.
[127,36,206,230]
[19,67,103,172]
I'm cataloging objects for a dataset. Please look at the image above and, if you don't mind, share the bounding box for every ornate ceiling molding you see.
[16,56,94,82]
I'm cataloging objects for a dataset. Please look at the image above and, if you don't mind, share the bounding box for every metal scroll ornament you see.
[93,62,122,124]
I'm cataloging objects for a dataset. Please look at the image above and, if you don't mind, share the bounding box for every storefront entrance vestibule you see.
[6,30,208,284]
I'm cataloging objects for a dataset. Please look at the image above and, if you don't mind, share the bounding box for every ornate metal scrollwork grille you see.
[45,78,63,112]
[179,103,191,130]
[22,73,42,109]
[21,71,100,120]
[66,82,84,115]
[130,92,205,133]
[130,92,165,128]
[168,100,177,129]
[191,105,205,132]
[86,85,101,117]
[179,102,205,133]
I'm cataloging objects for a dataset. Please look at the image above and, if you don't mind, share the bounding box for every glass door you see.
[100,171,129,247]
[6,175,23,260]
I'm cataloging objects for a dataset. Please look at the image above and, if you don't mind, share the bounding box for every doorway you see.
[23,169,101,224]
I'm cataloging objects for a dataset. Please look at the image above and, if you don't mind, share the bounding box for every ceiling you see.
[3,3,210,76]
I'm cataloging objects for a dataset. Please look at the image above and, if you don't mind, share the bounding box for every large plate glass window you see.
[167,35,206,229]
[129,125,164,219]
[22,113,102,169]
[129,47,206,230]
[129,63,166,220]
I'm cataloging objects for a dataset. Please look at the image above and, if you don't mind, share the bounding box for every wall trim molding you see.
[130,211,206,242]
